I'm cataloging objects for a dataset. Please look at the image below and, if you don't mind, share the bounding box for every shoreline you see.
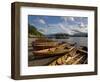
[28,37,87,66]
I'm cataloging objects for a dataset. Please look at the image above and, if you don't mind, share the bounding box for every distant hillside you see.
[28,24,43,37]
[46,32,87,39]
[46,33,69,39]
[71,32,88,37]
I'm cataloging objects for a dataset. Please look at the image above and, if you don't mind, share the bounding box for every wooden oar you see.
[77,49,87,54]
[72,56,84,64]
[65,53,80,64]
[83,58,87,64]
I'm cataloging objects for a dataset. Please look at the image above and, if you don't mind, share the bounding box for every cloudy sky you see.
[28,15,88,35]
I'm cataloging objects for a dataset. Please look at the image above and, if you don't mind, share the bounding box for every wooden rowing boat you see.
[34,38,55,43]
[32,41,60,50]
[33,44,75,58]
[48,47,87,66]
[32,40,75,50]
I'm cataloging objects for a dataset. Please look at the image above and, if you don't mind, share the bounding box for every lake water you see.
[51,37,87,47]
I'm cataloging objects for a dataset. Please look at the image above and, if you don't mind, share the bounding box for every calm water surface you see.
[51,37,87,47]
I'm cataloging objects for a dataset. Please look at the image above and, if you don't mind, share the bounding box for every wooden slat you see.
[72,56,84,64]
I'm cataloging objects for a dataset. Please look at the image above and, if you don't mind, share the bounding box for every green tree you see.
[28,24,43,37]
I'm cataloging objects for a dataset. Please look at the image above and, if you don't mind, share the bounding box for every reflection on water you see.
[51,37,87,47]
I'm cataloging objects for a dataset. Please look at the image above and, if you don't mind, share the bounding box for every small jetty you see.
[28,37,87,66]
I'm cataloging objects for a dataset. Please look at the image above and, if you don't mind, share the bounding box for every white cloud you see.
[36,17,87,35]
[45,22,87,35]
[39,19,46,24]
[59,23,87,35]
[38,28,47,34]
[69,17,75,21]
[61,16,75,22]
[80,22,85,27]
[79,27,87,33]
[58,23,74,35]
[70,25,88,33]
[60,17,87,34]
